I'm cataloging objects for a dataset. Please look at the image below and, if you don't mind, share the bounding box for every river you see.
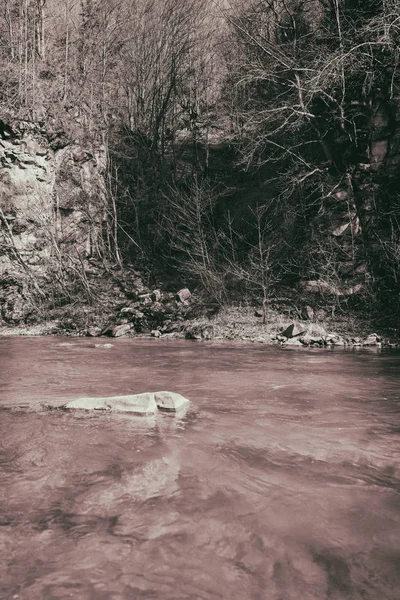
[0,337,399,599]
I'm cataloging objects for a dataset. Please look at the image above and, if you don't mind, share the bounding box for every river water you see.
[0,337,399,600]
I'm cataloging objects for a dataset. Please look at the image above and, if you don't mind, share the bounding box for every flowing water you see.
[0,337,399,600]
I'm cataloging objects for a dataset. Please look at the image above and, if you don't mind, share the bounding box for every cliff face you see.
[0,120,106,323]
[301,95,400,301]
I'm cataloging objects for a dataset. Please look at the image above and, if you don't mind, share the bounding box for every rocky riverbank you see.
[0,275,398,349]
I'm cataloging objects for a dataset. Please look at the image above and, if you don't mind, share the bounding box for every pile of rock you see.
[86,282,193,338]
[274,322,382,348]
[0,273,31,324]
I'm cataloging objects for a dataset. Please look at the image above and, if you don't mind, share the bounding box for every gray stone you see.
[154,391,190,412]
[362,333,381,346]
[151,329,161,338]
[65,393,157,414]
[325,332,345,345]
[111,323,132,337]
[176,288,191,302]
[86,326,102,337]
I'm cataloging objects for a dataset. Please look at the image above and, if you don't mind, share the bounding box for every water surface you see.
[1,337,399,599]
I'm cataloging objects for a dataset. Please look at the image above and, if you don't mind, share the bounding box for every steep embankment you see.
[0,117,398,347]
[0,118,106,324]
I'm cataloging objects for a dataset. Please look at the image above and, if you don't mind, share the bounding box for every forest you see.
[1,0,400,333]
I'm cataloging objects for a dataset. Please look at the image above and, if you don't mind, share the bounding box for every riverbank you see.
[0,302,397,349]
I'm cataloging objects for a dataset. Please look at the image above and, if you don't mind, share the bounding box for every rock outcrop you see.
[0,118,106,322]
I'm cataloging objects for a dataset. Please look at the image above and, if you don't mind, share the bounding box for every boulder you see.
[280,323,305,339]
[362,333,381,346]
[151,329,161,338]
[254,308,264,318]
[325,333,346,346]
[154,391,190,412]
[86,326,102,337]
[65,393,157,415]
[300,335,325,346]
[176,288,191,302]
[114,324,132,337]
[102,323,132,337]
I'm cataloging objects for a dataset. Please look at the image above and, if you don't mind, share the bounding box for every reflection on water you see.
[0,337,399,599]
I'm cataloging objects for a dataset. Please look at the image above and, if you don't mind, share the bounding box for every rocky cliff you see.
[0,119,106,323]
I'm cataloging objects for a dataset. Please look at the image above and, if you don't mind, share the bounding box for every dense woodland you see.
[1,0,400,323]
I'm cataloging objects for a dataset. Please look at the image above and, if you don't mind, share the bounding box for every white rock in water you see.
[65,393,157,415]
[65,397,111,410]
[154,391,190,412]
